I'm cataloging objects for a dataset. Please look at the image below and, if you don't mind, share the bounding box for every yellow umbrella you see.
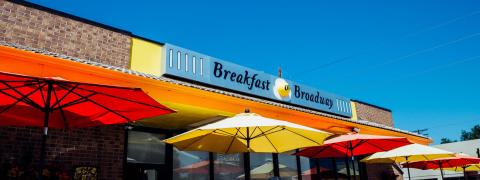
[164,111,332,153]
[361,143,455,180]
[444,164,480,172]
[443,163,480,179]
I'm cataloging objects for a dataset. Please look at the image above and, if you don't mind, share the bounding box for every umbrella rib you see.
[0,83,36,91]
[252,128,285,139]
[214,129,236,137]
[56,85,133,122]
[258,127,279,153]
[225,128,240,153]
[0,83,45,113]
[51,93,96,111]
[52,87,69,129]
[73,86,172,110]
[352,139,368,149]
[249,126,259,138]
[0,81,44,110]
[236,128,247,139]
[249,126,283,139]
[363,141,389,152]
[0,80,38,83]
[304,146,329,158]
[284,129,322,145]
[49,83,79,109]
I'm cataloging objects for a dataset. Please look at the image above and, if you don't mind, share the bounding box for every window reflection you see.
[336,158,353,180]
[298,156,314,180]
[278,151,298,179]
[214,153,244,180]
[245,153,273,180]
[127,131,166,164]
[173,150,209,180]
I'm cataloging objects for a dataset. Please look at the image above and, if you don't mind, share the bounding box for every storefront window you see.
[298,156,311,180]
[214,153,244,180]
[127,131,166,164]
[351,157,360,180]
[278,151,299,179]
[173,149,209,180]
[335,158,350,180]
[248,153,274,180]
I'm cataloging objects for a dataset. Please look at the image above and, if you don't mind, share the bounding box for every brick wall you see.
[0,1,131,179]
[0,0,131,68]
[0,125,125,180]
[353,100,394,127]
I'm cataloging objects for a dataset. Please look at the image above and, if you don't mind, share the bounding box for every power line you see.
[293,10,480,77]
[365,55,480,84]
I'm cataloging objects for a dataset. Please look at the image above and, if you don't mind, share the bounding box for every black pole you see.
[405,156,411,180]
[272,153,280,177]
[243,153,250,180]
[209,152,214,180]
[244,126,250,180]
[463,166,467,180]
[332,158,338,180]
[344,156,351,180]
[440,168,444,179]
[315,159,321,180]
[295,150,302,180]
[350,143,357,180]
[39,81,53,179]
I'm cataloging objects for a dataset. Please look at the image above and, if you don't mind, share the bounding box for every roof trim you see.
[0,41,430,140]
[351,99,392,112]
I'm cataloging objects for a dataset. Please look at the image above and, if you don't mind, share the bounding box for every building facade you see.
[0,1,430,180]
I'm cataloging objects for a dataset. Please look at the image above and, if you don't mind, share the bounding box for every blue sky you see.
[29,0,480,144]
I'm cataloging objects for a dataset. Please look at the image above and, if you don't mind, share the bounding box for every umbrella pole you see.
[439,164,444,180]
[463,167,467,180]
[39,82,53,180]
[405,156,411,180]
[349,143,357,180]
[344,154,351,180]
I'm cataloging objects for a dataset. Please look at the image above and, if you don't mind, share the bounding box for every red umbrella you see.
[295,133,412,180]
[402,154,480,180]
[0,71,174,171]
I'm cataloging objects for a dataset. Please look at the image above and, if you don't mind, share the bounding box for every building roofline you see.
[351,99,392,112]
[0,41,429,141]
[9,0,132,35]
[131,34,165,45]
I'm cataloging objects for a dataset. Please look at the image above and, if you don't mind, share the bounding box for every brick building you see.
[0,1,430,180]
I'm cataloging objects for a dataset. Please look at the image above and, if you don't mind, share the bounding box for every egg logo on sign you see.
[273,78,291,101]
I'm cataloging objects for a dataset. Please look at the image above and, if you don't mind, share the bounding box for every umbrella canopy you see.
[295,133,411,180]
[295,133,412,158]
[361,144,455,164]
[361,143,455,180]
[444,164,480,172]
[402,154,480,170]
[0,71,174,170]
[0,72,174,128]
[164,112,332,153]
[402,154,480,180]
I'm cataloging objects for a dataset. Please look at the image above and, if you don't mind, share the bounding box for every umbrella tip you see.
[244,108,250,113]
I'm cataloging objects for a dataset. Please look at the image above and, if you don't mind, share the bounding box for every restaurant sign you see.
[162,44,352,117]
